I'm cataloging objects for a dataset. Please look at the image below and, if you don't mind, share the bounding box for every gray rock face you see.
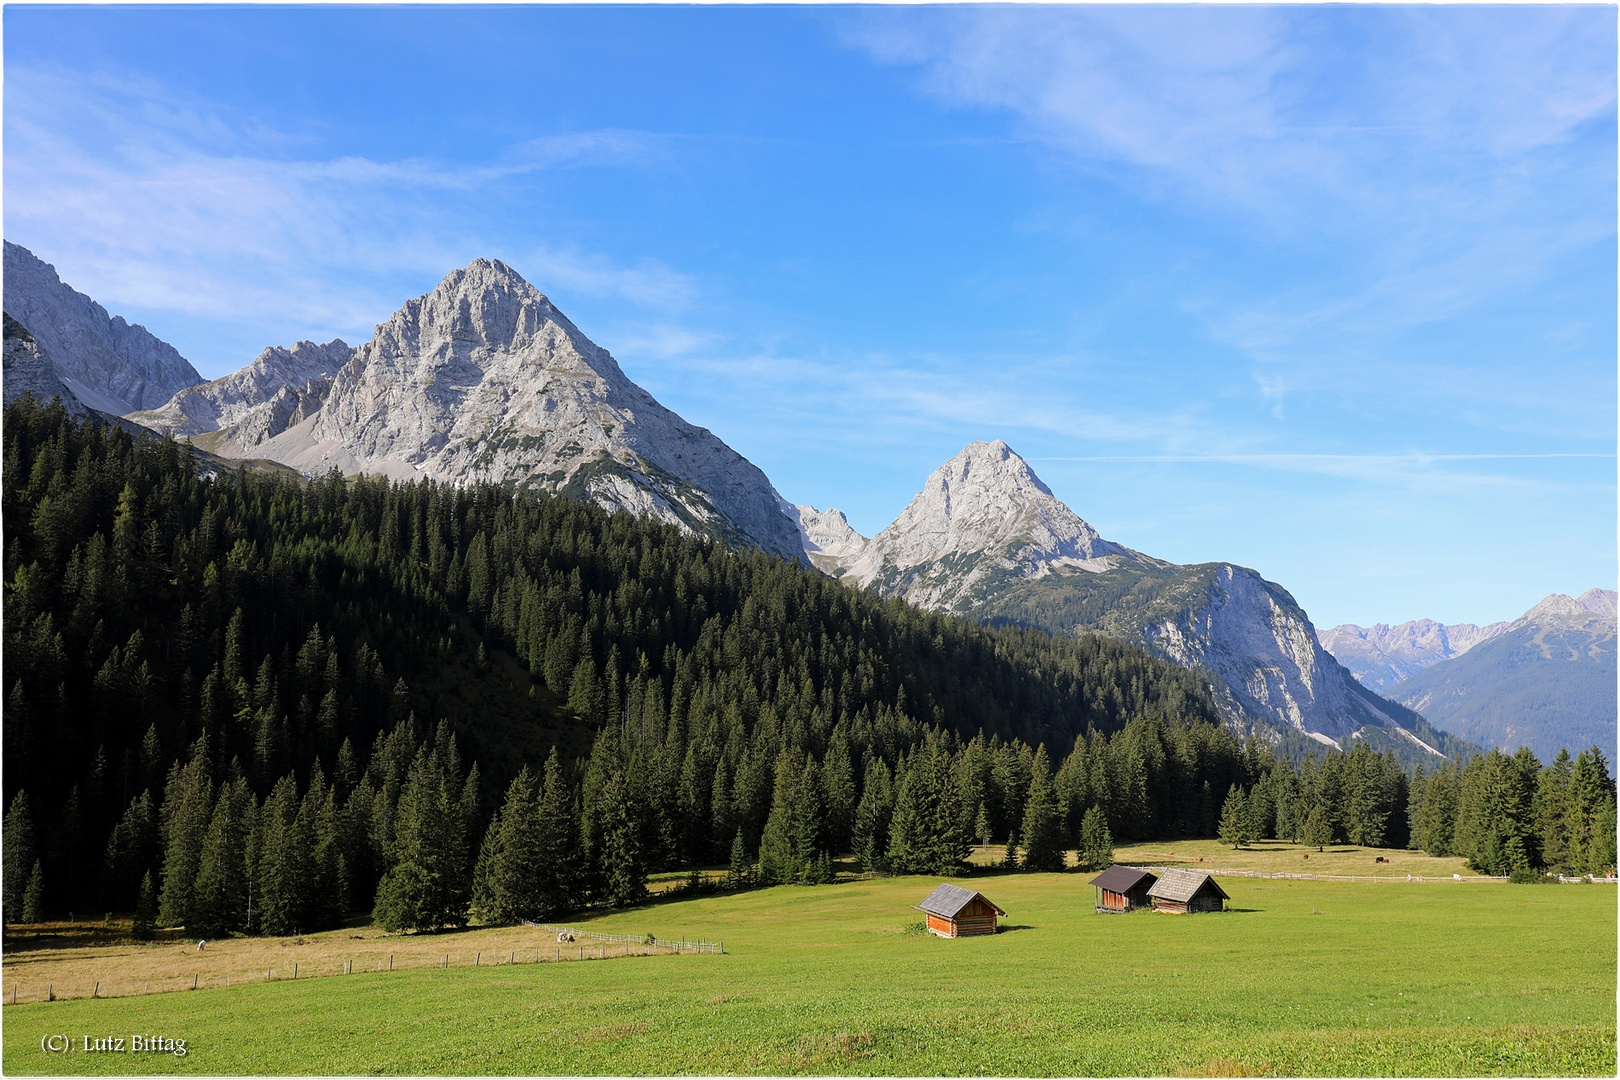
[235,259,803,562]
[780,501,870,576]
[794,440,1443,753]
[3,313,89,417]
[129,339,350,451]
[3,242,203,412]
[1318,618,1509,693]
[824,440,1145,612]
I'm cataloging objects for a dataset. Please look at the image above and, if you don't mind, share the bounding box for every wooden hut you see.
[1089,865,1157,913]
[1146,869,1229,914]
[915,884,1005,937]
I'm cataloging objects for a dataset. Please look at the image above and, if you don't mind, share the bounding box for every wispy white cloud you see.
[840,6,1617,422]
[3,65,692,346]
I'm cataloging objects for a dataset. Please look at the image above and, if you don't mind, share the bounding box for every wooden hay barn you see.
[1089,865,1157,913]
[915,884,1004,937]
[1146,869,1229,914]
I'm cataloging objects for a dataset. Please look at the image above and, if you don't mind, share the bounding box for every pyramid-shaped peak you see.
[935,440,1054,498]
[368,257,615,373]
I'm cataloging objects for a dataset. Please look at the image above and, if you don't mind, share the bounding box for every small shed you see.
[1089,865,1157,913]
[915,884,1005,937]
[1146,868,1229,914]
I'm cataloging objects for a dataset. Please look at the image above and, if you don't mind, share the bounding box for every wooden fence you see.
[521,921,724,953]
[5,929,719,1005]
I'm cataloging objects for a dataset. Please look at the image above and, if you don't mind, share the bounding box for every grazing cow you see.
[556,931,575,943]
[197,940,207,951]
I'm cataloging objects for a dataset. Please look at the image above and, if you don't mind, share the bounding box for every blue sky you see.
[5,5,1614,629]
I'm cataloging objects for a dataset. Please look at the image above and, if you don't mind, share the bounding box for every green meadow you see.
[4,874,1614,1077]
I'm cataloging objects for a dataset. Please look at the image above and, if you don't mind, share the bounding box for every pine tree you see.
[852,758,895,873]
[535,748,580,917]
[1002,828,1019,870]
[1302,805,1332,852]
[598,772,646,906]
[373,738,475,931]
[821,735,857,855]
[131,871,157,940]
[157,747,213,930]
[1218,785,1252,849]
[727,829,752,890]
[886,734,970,875]
[1019,746,1066,872]
[1079,805,1114,872]
[192,777,253,936]
[474,766,544,923]
[22,860,45,924]
[758,749,807,885]
[3,791,36,919]
[255,775,308,936]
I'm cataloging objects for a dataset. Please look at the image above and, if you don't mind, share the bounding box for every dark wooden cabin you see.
[1146,869,1229,913]
[915,884,1005,937]
[1089,865,1157,913]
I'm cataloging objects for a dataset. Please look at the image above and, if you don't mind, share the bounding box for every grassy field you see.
[3,870,1614,1076]
[1107,837,1484,877]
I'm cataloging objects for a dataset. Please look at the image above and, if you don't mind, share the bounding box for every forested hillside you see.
[1,400,1612,939]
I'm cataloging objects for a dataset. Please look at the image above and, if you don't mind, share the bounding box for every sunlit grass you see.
[3,872,1613,1076]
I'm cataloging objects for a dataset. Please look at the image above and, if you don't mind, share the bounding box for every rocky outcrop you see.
[234,259,804,562]
[1318,618,1509,693]
[3,313,89,417]
[3,242,203,413]
[780,501,870,576]
[129,339,351,450]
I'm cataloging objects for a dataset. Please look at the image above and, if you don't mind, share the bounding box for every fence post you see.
[193,973,198,990]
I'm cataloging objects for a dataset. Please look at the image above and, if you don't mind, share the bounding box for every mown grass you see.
[3,873,1614,1076]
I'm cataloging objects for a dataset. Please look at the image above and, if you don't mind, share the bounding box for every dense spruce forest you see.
[1,400,1614,936]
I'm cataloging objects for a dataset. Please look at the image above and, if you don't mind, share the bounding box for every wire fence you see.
[521,921,724,953]
[1137,865,1511,883]
[4,929,721,1005]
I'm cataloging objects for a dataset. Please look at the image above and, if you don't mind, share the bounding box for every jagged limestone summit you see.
[791,441,1459,759]
[2,241,204,413]
[128,338,352,453]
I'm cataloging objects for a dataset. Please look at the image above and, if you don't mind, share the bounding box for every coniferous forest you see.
[1,400,1614,937]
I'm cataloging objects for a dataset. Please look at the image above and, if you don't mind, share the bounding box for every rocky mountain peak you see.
[369,258,623,384]
[870,440,1127,569]
[1516,589,1618,630]
[234,258,805,563]
[814,440,1137,613]
[780,501,870,575]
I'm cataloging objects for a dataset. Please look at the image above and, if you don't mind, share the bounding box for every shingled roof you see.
[916,883,1005,918]
[1145,868,1230,903]
[1089,865,1156,894]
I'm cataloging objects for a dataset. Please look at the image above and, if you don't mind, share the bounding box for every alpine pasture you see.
[4,870,1614,1077]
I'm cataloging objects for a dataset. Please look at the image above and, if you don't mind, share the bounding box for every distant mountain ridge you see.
[1384,589,1616,761]
[129,339,352,453]
[791,441,1463,762]
[3,241,204,412]
[1318,618,1510,693]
